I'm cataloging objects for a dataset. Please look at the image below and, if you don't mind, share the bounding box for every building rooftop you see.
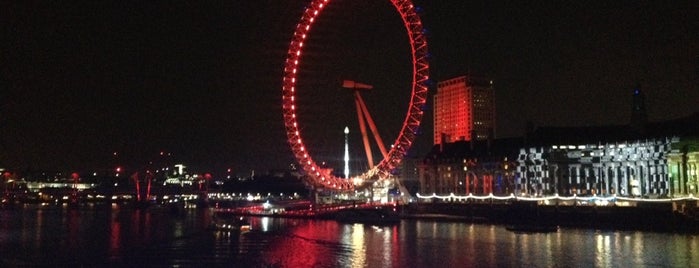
[526,111,699,146]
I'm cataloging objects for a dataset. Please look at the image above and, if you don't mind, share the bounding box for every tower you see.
[433,75,496,145]
[631,84,647,134]
[344,126,350,179]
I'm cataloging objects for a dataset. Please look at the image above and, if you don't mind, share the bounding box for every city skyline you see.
[2,0,697,174]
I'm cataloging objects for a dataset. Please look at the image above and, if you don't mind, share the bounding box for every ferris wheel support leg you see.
[308,186,320,209]
[395,177,412,204]
[355,92,375,169]
[355,91,389,159]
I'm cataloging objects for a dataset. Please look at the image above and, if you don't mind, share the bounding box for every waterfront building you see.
[667,138,699,196]
[516,136,699,199]
[398,155,422,196]
[419,119,698,202]
[419,85,699,203]
[516,138,674,197]
[418,138,520,197]
[515,109,699,199]
[433,75,495,145]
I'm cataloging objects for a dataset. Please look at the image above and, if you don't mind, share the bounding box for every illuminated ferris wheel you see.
[281,0,429,191]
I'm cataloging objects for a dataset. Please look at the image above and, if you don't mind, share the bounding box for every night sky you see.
[2,1,697,176]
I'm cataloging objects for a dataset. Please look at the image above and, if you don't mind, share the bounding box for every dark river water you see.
[1,204,698,267]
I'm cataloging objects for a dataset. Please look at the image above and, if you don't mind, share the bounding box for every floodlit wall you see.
[667,137,699,197]
[516,138,675,198]
[418,156,515,197]
[418,136,699,202]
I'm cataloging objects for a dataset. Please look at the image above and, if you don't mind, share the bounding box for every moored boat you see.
[335,207,401,225]
[210,212,251,232]
[506,224,558,233]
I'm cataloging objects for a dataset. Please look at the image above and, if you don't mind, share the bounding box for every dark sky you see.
[2,0,697,175]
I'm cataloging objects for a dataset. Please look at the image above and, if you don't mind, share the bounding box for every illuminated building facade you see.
[418,109,699,202]
[667,138,699,196]
[434,76,495,145]
[420,88,698,203]
[418,139,520,197]
[516,138,674,197]
[515,136,699,199]
[418,136,699,201]
[511,89,699,199]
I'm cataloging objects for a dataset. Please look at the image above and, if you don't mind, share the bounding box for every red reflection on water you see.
[127,209,155,247]
[66,209,80,249]
[110,215,121,257]
[261,219,341,267]
[143,210,151,239]
[391,225,400,266]
[131,209,140,244]
[32,209,43,249]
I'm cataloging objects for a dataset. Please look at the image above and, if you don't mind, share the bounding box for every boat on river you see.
[334,207,401,225]
[506,224,558,233]
[210,212,251,232]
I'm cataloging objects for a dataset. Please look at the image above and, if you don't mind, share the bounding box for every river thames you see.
[1,204,698,267]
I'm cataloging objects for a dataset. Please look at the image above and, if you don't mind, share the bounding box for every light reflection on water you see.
[1,205,699,267]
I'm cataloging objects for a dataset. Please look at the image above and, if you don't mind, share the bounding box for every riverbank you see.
[403,201,699,233]
[5,198,698,233]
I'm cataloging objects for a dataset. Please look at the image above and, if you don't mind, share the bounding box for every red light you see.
[116,167,121,172]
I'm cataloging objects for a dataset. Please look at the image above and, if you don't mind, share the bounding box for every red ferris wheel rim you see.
[281,0,429,190]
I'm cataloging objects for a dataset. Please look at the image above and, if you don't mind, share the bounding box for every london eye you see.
[281,0,429,191]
